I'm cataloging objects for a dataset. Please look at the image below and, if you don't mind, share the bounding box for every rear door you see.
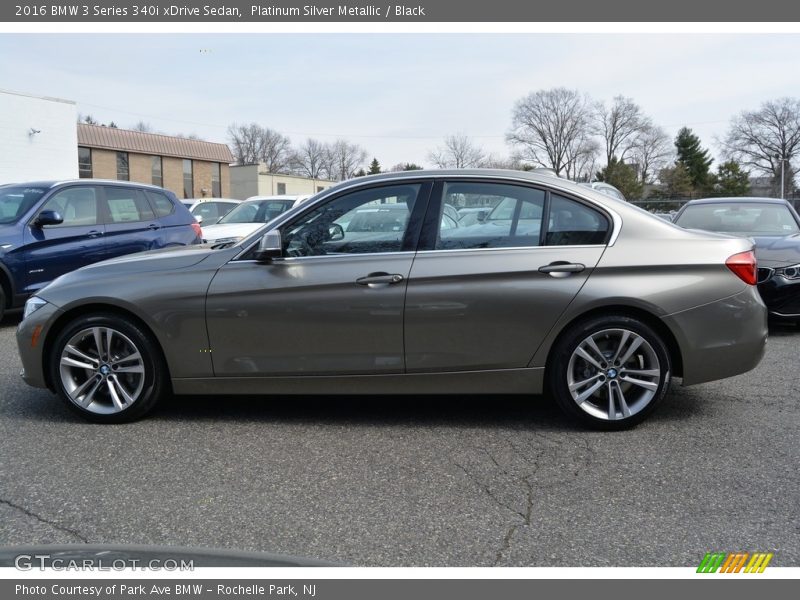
[22,184,106,294]
[101,185,163,259]
[404,180,611,372]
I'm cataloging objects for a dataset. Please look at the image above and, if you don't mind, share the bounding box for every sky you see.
[1,33,799,169]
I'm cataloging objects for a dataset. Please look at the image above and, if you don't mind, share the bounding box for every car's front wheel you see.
[548,315,672,430]
[49,313,168,423]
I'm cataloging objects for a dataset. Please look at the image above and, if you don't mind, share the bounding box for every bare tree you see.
[291,138,328,179]
[323,139,368,181]
[132,120,153,133]
[564,135,601,182]
[630,124,673,184]
[507,88,594,176]
[594,96,648,165]
[227,122,292,172]
[721,97,800,195]
[428,134,487,168]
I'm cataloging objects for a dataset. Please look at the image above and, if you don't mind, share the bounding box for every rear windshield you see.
[675,202,800,236]
[0,186,48,224]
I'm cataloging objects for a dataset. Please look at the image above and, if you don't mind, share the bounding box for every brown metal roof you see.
[77,123,234,163]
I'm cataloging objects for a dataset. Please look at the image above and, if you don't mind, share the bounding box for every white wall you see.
[0,89,78,183]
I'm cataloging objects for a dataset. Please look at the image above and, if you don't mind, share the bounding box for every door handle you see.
[538,262,585,277]
[87,230,103,238]
[356,272,404,286]
[147,223,161,230]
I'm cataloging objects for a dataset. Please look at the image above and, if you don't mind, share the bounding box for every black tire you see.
[49,313,169,423]
[547,314,672,430]
[0,286,5,323]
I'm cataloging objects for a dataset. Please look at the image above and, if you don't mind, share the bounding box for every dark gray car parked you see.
[16,170,768,429]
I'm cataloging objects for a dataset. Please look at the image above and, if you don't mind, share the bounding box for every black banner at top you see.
[3,0,800,22]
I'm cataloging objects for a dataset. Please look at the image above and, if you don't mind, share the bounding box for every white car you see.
[201,196,304,245]
[187,198,241,225]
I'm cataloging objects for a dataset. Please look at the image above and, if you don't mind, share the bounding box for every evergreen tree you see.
[660,162,694,198]
[675,127,713,190]
[367,158,381,175]
[713,161,750,196]
[596,157,643,200]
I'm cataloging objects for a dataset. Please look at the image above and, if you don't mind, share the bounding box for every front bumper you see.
[16,301,63,390]
[758,274,800,317]
[664,286,768,386]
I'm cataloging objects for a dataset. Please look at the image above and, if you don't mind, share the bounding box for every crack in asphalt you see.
[452,433,597,566]
[0,498,88,543]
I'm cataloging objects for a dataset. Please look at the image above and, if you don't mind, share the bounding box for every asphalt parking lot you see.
[0,311,798,567]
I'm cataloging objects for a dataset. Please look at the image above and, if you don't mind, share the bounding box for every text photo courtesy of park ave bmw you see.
[0,2,798,580]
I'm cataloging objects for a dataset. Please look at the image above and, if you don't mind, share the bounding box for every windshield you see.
[675,202,800,236]
[217,199,293,224]
[0,186,48,224]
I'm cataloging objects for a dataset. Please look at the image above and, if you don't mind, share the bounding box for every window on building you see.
[183,159,193,198]
[151,156,163,187]
[78,147,93,178]
[317,186,325,193]
[116,152,129,181]
[211,163,221,198]
[277,183,287,195]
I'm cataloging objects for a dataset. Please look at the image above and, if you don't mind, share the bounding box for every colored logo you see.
[697,552,773,573]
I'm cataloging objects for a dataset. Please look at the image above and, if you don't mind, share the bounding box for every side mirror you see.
[34,210,64,227]
[254,230,283,262]
[329,223,345,242]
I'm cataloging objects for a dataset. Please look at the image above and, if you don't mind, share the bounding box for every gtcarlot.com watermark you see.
[14,554,194,571]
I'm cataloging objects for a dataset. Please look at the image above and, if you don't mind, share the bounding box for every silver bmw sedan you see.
[16,170,767,429]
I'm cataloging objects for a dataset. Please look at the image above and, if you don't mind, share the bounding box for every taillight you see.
[191,222,203,239]
[726,250,757,286]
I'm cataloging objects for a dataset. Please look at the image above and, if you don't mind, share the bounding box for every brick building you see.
[77,124,234,198]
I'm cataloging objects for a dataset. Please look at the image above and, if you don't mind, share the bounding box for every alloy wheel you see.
[566,328,661,421]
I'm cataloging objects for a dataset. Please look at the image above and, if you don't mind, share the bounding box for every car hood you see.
[752,234,800,267]
[202,222,262,242]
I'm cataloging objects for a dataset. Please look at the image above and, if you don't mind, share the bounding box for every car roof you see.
[246,195,304,201]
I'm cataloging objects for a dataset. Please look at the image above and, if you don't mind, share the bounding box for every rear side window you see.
[546,195,609,246]
[436,182,545,250]
[146,190,176,217]
[104,187,155,223]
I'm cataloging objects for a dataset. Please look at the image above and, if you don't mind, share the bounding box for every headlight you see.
[775,264,800,280]
[23,296,48,320]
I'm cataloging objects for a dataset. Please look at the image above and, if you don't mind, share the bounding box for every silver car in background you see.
[17,170,767,429]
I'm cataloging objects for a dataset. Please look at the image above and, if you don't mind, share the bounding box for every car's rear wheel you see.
[548,315,671,430]
[49,313,168,423]
[0,286,5,322]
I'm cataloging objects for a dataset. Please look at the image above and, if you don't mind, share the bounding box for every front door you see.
[206,181,431,376]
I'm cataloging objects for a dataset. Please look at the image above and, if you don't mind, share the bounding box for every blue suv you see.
[0,180,202,320]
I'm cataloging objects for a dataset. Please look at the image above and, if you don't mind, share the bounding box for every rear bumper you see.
[664,287,768,386]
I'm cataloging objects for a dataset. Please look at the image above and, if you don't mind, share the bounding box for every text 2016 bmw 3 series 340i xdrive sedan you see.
[17,170,768,429]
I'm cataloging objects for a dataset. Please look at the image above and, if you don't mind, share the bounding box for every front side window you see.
[38,187,99,227]
[436,182,545,250]
[183,159,193,198]
[151,156,163,187]
[104,187,155,223]
[78,147,92,178]
[116,152,129,181]
[281,184,422,257]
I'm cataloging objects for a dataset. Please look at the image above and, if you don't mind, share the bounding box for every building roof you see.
[77,123,234,163]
